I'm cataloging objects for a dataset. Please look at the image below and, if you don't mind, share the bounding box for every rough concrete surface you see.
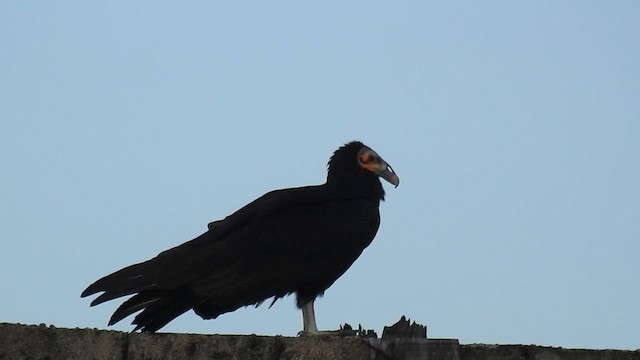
[1,323,639,360]
[460,344,640,360]
[0,323,369,360]
[0,323,125,360]
[127,332,370,360]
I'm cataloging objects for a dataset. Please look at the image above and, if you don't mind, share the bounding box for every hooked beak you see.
[376,160,399,188]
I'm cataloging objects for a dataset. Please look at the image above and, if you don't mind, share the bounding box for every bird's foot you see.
[298,323,377,338]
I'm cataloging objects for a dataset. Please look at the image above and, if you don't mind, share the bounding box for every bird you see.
[81,141,399,334]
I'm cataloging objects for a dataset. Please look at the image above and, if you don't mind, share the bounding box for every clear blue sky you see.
[1,1,638,350]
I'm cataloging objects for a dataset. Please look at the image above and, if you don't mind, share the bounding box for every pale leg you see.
[299,299,359,336]
[301,300,318,333]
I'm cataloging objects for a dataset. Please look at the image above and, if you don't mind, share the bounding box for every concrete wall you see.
[1,323,638,360]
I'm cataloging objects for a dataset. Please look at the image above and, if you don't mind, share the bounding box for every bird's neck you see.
[325,174,385,202]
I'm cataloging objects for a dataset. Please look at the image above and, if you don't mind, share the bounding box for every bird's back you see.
[190,187,381,315]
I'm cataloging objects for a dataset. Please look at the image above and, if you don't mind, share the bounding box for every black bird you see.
[81,141,399,333]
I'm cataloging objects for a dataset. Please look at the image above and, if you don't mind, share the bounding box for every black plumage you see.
[81,141,399,333]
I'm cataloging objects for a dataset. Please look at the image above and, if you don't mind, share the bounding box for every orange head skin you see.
[357,147,399,187]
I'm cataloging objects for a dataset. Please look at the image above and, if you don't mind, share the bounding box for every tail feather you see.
[129,289,201,332]
[81,261,158,306]
[108,291,163,326]
[81,235,274,332]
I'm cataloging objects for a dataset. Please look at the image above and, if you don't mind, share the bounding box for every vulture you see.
[81,141,399,333]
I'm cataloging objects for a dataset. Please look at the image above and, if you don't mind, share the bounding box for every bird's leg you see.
[298,300,359,337]
[301,300,319,333]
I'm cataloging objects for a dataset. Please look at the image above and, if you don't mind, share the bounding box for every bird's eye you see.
[367,154,376,163]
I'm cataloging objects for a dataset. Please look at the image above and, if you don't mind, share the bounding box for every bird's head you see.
[327,141,399,199]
